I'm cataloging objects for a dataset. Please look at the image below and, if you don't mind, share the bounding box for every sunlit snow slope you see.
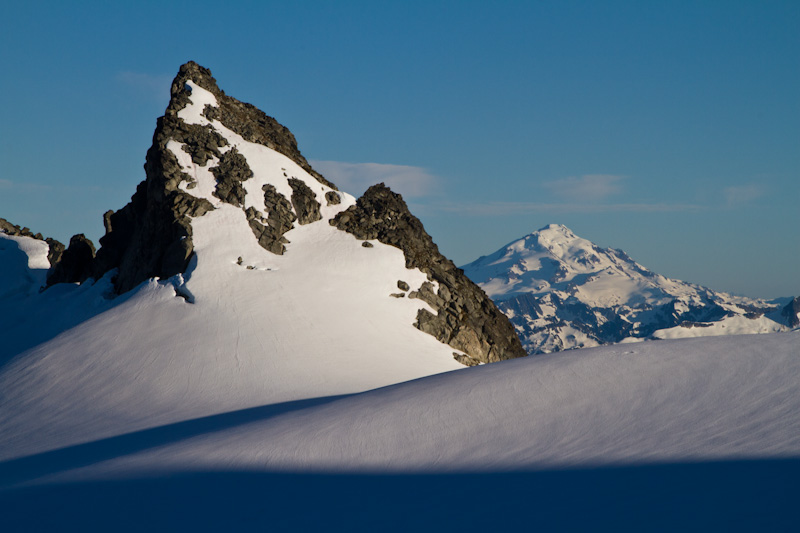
[463,224,790,354]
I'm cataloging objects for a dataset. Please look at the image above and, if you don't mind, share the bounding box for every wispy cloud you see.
[542,174,626,202]
[723,184,764,208]
[115,71,172,100]
[310,160,439,198]
[432,201,703,216]
[0,179,52,193]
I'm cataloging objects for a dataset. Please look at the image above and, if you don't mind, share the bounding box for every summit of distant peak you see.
[538,223,572,233]
[534,224,578,242]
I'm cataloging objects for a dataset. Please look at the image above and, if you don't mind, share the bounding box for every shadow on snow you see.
[1,459,798,532]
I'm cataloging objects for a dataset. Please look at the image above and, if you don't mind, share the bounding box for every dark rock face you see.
[453,352,481,366]
[288,178,322,225]
[45,238,65,267]
[0,216,64,268]
[247,185,297,255]
[211,148,252,206]
[47,234,96,285]
[171,123,227,165]
[782,297,800,328]
[88,129,214,293]
[332,183,527,364]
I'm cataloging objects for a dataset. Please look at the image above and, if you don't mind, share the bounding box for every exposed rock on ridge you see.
[783,297,800,328]
[332,184,527,363]
[0,217,65,268]
[47,234,96,285]
[211,147,252,206]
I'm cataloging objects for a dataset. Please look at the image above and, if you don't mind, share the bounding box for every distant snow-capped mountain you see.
[462,224,794,354]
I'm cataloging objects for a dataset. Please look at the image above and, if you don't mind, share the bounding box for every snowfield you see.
[2,234,799,531]
[0,320,797,530]
[2,227,798,528]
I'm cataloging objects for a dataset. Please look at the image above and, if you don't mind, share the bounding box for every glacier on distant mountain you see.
[462,224,793,354]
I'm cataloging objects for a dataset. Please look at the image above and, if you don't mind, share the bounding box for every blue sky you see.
[1,1,798,298]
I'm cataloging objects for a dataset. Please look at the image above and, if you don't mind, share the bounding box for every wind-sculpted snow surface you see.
[0,332,798,530]
[463,224,791,354]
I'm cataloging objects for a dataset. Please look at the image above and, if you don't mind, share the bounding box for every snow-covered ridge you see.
[463,224,792,354]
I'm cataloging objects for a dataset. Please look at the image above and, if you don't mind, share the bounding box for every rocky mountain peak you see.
[34,62,526,366]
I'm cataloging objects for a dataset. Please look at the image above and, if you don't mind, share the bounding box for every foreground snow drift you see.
[2,332,797,480]
[0,332,797,530]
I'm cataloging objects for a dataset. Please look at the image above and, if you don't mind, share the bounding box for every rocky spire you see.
[167,61,335,189]
[87,61,338,293]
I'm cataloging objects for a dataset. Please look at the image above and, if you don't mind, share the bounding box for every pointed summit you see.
[85,62,339,294]
[536,223,577,241]
[166,61,334,188]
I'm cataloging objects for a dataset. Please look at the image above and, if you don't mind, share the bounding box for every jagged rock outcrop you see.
[174,62,337,190]
[46,234,96,285]
[783,297,800,328]
[247,185,297,254]
[288,177,322,225]
[332,183,527,363]
[211,147,252,206]
[0,217,42,240]
[0,217,64,268]
[325,191,341,206]
[88,144,214,293]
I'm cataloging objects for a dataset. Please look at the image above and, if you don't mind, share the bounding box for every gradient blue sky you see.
[1,1,798,298]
